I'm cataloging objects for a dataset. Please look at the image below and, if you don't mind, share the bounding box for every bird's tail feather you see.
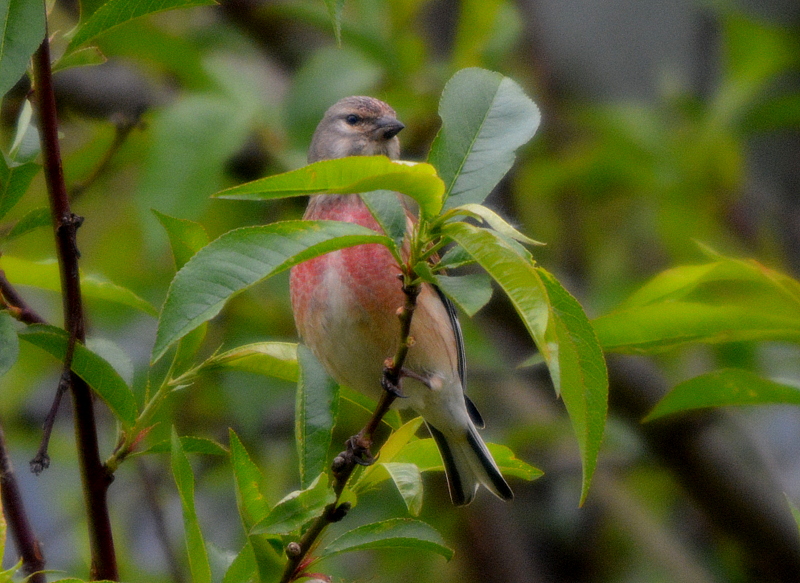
[426,422,514,506]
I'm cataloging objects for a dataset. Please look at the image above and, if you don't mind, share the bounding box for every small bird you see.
[289,96,512,505]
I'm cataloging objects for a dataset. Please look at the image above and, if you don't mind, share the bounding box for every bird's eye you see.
[345,114,360,125]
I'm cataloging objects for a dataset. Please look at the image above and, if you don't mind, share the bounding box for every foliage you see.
[1,0,799,582]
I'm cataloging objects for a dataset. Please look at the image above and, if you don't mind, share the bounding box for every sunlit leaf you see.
[539,268,607,505]
[0,312,18,378]
[66,0,217,53]
[355,417,424,491]
[320,518,453,561]
[171,428,212,583]
[296,346,338,489]
[214,156,445,219]
[251,474,335,536]
[0,0,45,98]
[429,68,540,209]
[445,203,544,246]
[645,369,800,422]
[153,221,391,362]
[0,256,157,316]
[442,222,551,362]
[18,325,138,427]
[137,436,229,456]
[187,342,299,383]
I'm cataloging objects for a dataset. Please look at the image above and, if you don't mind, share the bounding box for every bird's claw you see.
[381,374,407,398]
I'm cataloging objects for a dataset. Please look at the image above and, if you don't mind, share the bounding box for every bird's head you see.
[308,96,404,163]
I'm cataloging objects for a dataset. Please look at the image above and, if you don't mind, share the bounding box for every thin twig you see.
[0,420,46,582]
[0,269,47,325]
[32,35,119,580]
[70,115,140,200]
[279,274,421,583]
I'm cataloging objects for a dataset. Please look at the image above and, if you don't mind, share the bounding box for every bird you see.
[289,96,513,505]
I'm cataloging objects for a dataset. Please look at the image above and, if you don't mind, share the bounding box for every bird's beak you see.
[376,117,405,140]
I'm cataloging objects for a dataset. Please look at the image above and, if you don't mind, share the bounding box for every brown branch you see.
[0,269,47,325]
[31,36,119,581]
[0,420,46,582]
[279,276,421,583]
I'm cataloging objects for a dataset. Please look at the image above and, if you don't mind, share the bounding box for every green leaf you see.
[137,435,229,456]
[3,206,50,242]
[442,222,551,362]
[0,312,18,378]
[645,369,800,422]
[382,463,423,516]
[428,68,541,209]
[322,0,345,43]
[0,0,45,98]
[392,438,542,481]
[251,474,335,536]
[438,244,476,270]
[18,324,138,427]
[320,518,453,561]
[153,209,209,270]
[222,542,258,583]
[786,495,800,539]
[360,190,407,251]
[538,268,607,505]
[186,342,299,383]
[51,45,106,74]
[0,256,158,316]
[0,156,40,221]
[339,385,403,430]
[152,220,392,362]
[171,428,212,583]
[66,0,217,53]
[228,430,283,577]
[445,203,544,246]
[594,257,800,353]
[214,156,445,219]
[433,272,493,317]
[355,417,424,491]
[296,345,338,489]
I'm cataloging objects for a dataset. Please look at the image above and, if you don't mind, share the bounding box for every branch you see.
[31,36,119,581]
[0,420,46,582]
[0,269,47,325]
[279,275,421,583]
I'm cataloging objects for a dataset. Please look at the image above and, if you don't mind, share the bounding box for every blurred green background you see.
[2,0,800,581]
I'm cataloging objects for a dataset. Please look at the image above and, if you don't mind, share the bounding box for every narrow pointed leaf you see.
[296,345,338,488]
[51,46,107,73]
[0,312,18,378]
[153,209,209,270]
[0,256,157,316]
[18,325,138,427]
[137,436,228,456]
[429,68,541,209]
[355,417,424,491]
[189,342,299,383]
[0,157,40,221]
[538,268,607,505]
[645,369,800,422]
[442,222,551,362]
[229,430,284,577]
[171,429,212,583]
[322,0,345,43]
[153,221,391,362]
[229,430,282,581]
[214,156,445,219]
[222,542,258,583]
[320,518,453,561]
[0,0,45,97]
[446,203,544,246]
[251,474,335,536]
[4,207,50,241]
[66,0,217,53]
